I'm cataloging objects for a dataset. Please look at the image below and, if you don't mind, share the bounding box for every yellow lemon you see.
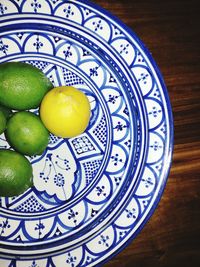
[40,86,91,138]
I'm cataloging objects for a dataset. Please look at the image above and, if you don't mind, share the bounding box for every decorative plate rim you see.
[86,1,174,265]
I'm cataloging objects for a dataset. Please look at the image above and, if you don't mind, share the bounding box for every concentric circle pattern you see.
[0,1,173,266]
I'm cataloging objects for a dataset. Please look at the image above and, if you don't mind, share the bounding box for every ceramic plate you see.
[0,1,173,266]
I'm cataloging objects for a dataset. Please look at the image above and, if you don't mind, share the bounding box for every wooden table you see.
[94,0,200,266]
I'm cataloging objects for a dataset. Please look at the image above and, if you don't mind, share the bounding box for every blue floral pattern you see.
[0,1,173,266]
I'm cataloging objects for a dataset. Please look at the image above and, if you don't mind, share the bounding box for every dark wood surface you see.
[93,0,200,266]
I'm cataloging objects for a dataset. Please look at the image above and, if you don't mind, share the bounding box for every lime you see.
[0,104,13,134]
[0,104,12,119]
[6,111,49,156]
[40,86,91,138]
[0,111,6,134]
[0,149,33,197]
[0,61,53,110]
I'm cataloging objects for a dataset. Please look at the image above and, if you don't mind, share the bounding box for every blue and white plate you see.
[0,1,173,266]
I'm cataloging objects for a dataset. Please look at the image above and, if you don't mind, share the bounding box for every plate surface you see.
[0,0,173,266]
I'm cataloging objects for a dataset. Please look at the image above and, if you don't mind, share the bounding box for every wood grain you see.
[93,0,200,266]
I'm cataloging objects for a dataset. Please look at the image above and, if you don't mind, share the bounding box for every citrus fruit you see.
[0,111,6,135]
[0,104,12,134]
[0,149,33,197]
[0,104,12,119]
[40,86,91,138]
[0,61,53,110]
[6,111,49,156]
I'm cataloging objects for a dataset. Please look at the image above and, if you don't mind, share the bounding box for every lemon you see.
[6,111,49,156]
[0,62,53,110]
[40,86,91,138]
[0,111,6,135]
[0,149,33,197]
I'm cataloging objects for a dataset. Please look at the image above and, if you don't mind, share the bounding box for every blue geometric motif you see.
[71,136,95,154]
[14,196,45,213]
[61,67,85,86]
[83,160,102,185]
[0,3,7,15]
[31,0,42,13]
[0,38,8,55]
[93,115,107,147]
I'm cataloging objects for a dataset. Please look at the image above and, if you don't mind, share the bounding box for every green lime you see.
[6,111,49,156]
[0,104,13,135]
[0,61,53,110]
[0,104,12,119]
[0,111,6,134]
[0,149,33,197]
